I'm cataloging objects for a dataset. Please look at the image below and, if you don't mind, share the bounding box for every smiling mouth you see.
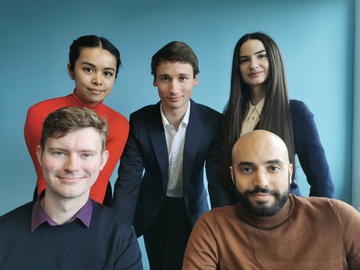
[88,88,104,94]
[248,71,263,77]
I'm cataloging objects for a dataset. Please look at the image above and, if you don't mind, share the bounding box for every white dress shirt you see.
[160,101,191,198]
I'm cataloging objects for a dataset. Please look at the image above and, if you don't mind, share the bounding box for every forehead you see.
[233,135,288,165]
[76,47,117,67]
[44,127,102,151]
[239,39,266,56]
[156,61,193,76]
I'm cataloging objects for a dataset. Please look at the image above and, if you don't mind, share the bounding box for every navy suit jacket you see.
[112,100,231,237]
[289,100,334,198]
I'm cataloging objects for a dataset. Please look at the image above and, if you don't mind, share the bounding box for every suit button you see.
[161,197,164,200]
[154,213,157,216]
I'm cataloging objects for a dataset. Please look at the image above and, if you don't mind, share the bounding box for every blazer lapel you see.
[183,100,203,189]
[147,102,169,194]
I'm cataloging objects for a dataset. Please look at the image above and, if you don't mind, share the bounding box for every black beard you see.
[234,186,289,217]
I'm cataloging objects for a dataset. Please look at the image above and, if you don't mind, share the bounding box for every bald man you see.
[183,130,360,270]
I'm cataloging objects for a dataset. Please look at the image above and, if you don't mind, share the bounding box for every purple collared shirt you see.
[31,190,93,232]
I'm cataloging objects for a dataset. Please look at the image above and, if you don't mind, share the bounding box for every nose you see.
[253,169,269,189]
[168,81,180,95]
[63,154,80,172]
[92,72,103,86]
[250,58,258,70]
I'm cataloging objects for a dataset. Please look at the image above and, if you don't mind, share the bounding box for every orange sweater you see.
[24,90,129,203]
[183,195,360,269]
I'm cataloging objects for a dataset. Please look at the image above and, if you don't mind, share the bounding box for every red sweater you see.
[24,90,129,203]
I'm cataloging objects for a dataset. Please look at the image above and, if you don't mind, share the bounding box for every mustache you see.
[244,187,279,196]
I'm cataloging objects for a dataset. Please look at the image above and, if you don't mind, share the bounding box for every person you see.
[183,130,360,270]
[220,32,334,198]
[111,41,231,270]
[0,107,142,270]
[24,35,129,205]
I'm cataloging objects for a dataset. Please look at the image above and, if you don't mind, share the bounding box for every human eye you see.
[104,71,113,77]
[161,77,170,82]
[241,167,253,173]
[179,77,187,81]
[83,67,93,73]
[269,165,280,172]
[258,53,267,59]
[239,58,249,64]
[52,151,65,156]
[81,152,94,159]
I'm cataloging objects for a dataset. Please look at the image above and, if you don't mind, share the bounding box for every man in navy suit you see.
[111,41,231,270]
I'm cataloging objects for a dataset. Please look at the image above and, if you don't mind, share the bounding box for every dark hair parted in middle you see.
[40,107,109,153]
[68,35,121,78]
[151,41,199,78]
[220,32,296,188]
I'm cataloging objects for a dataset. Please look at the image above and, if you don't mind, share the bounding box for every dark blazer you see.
[289,100,334,198]
[112,100,232,237]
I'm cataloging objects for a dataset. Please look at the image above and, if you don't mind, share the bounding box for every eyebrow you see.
[47,147,97,153]
[237,159,283,168]
[80,61,116,71]
[240,49,267,58]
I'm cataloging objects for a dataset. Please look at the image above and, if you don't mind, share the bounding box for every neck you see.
[162,102,189,131]
[250,85,266,106]
[41,190,88,225]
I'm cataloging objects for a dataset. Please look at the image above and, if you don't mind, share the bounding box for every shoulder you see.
[100,104,129,124]
[289,99,315,126]
[129,103,160,121]
[0,202,34,230]
[200,205,238,224]
[91,202,134,231]
[28,95,69,111]
[291,195,356,216]
[191,99,222,117]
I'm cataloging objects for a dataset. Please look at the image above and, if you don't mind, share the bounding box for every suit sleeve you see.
[291,101,335,198]
[182,211,218,270]
[111,114,144,224]
[205,113,232,207]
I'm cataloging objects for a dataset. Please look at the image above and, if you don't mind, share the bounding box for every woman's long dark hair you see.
[220,32,296,188]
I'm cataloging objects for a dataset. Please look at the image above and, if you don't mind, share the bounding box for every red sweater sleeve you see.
[24,93,129,204]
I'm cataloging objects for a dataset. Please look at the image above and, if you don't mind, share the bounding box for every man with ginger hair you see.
[183,130,360,269]
[0,107,142,270]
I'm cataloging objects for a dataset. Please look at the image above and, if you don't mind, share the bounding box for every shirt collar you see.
[245,97,265,121]
[31,190,93,232]
[160,101,191,128]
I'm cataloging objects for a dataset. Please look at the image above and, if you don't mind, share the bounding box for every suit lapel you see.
[183,100,203,189]
[147,102,169,194]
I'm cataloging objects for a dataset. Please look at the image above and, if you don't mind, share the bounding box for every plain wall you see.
[0,0,355,269]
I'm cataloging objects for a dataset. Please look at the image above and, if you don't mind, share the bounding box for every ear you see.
[230,166,235,185]
[67,63,74,80]
[193,74,199,86]
[100,150,109,171]
[289,163,293,180]
[36,145,43,167]
[153,77,157,87]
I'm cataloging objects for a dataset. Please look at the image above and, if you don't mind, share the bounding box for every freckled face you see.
[68,47,117,106]
[153,61,198,116]
[239,39,270,90]
[36,127,109,201]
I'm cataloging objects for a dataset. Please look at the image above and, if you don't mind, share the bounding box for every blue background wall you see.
[0,0,355,268]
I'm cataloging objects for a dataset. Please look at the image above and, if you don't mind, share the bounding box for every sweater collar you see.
[236,194,294,229]
[67,89,105,109]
